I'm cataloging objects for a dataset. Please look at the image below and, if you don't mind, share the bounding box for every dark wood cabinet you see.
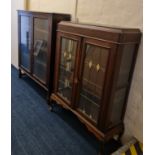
[51,22,141,146]
[18,10,70,102]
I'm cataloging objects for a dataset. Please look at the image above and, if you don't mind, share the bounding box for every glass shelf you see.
[58,86,72,102]
[78,94,100,123]
[81,87,101,103]
[35,27,48,34]
[34,59,47,67]
[83,78,103,90]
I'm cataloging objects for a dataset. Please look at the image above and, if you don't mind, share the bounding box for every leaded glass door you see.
[77,39,110,123]
[55,34,80,105]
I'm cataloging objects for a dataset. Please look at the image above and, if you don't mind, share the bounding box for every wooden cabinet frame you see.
[50,22,141,154]
[53,32,82,107]
[18,10,70,103]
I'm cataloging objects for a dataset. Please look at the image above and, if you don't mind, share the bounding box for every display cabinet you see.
[18,10,70,102]
[51,21,141,153]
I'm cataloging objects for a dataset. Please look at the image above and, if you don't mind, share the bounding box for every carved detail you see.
[88,61,93,69]
[96,64,100,72]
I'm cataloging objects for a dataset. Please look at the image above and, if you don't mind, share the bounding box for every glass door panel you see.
[57,38,77,103]
[20,16,31,71]
[33,18,48,83]
[78,44,109,123]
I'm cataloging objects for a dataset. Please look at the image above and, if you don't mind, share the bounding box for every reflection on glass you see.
[33,18,48,83]
[20,16,31,70]
[110,88,126,124]
[117,44,135,87]
[57,38,77,103]
[78,44,109,123]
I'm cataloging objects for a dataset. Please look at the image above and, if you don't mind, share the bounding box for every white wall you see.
[11,0,143,143]
[28,0,76,15]
[11,0,26,68]
[77,0,142,28]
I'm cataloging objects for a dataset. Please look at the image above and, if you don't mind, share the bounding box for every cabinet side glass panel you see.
[57,38,77,104]
[110,88,127,124]
[78,44,109,123]
[20,16,31,71]
[109,44,136,125]
[33,18,48,83]
[117,44,135,87]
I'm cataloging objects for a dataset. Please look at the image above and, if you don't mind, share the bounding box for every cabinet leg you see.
[47,93,55,111]
[48,105,53,111]
[117,132,123,143]
[46,92,51,105]
[18,69,22,78]
[48,100,55,111]
[98,140,105,155]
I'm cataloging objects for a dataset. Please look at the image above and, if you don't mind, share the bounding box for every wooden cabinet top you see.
[17,10,71,17]
[57,21,141,43]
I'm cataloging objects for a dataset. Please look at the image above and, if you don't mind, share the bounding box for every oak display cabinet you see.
[51,21,141,153]
[18,10,70,102]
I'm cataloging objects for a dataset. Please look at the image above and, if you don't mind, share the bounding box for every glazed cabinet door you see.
[32,16,51,84]
[54,33,81,106]
[19,14,32,72]
[76,38,112,124]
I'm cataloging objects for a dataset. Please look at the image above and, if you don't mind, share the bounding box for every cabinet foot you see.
[117,132,123,143]
[98,140,105,155]
[48,106,53,111]
[18,69,22,78]
[48,98,55,112]
[46,92,51,105]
